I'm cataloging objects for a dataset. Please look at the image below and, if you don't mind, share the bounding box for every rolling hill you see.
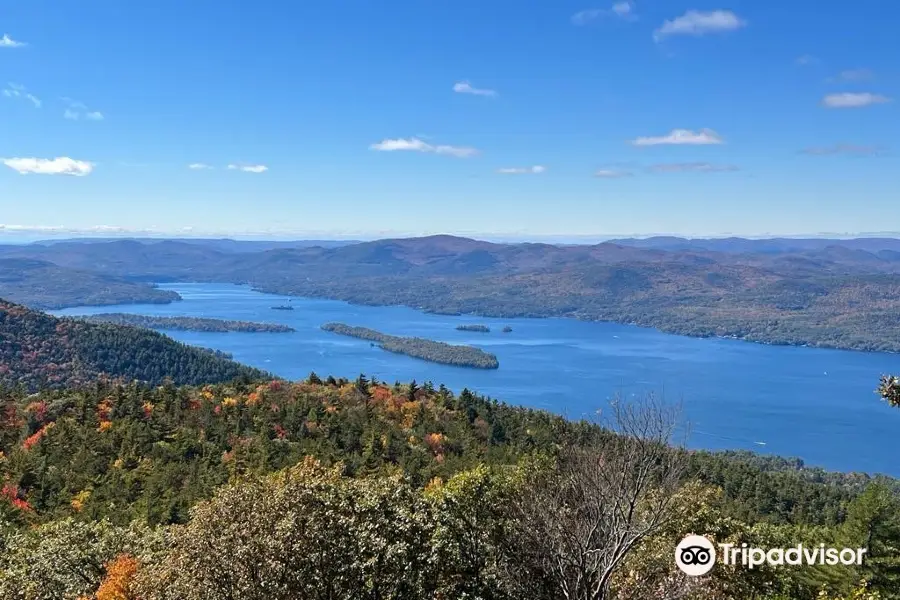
[0,298,266,390]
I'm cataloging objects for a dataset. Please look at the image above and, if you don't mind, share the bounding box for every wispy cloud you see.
[370,137,479,158]
[0,34,25,48]
[497,165,546,174]
[800,144,884,156]
[572,1,636,25]
[188,163,214,170]
[827,68,874,83]
[594,168,633,178]
[3,83,41,107]
[648,162,739,173]
[653,10,746,41]
[227,164,269,173]
[2,157,94,176]
[61,97,103,120]
[795,54,819,67]
[453,81,497,97]
[630,128,723,146]
[821,92,891,108]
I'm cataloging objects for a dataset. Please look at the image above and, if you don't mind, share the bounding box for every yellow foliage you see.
[71,489,91,512]
[222,396,238,407]
[98,420,113,432]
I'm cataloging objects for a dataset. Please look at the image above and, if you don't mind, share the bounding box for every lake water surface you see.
[52,283,900,476]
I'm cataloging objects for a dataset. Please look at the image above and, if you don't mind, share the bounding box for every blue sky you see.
[1,0,898,240]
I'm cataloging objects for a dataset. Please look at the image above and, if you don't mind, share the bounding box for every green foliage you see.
[0,518,162,600]
[877,376,900,408]
[0,299,267,390]
[322,322,500,369]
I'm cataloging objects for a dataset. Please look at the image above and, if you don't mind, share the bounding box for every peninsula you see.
[322,322,499,369]
[78,314,296,333]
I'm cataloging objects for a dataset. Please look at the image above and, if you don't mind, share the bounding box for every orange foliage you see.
[23,422,55,450]
[98,420,113,433]
[247,391,260,405]
[424,432,447,454]
[97,399,113,421]
[96,554,139,600]
[141,402,154,419]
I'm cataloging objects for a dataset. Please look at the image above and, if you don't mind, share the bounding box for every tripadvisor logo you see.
[675,535,867,576]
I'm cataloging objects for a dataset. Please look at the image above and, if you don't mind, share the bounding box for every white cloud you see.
[2,157,94,176]
[0,34,25,48]
[612,1,634,17]
[3,83,40,108]
[227,164,269,173]
[653,10,746,41]
[497,165,546,174]
[795,54,819,67]
[453,81,497,97]
[594,168,632,178]
[630,128,723,146]
[188,163,214,170]
[649,162,739,173]
[800,144,882,156]
[828,68,874,83]
[61,97,103,121]
[572,1,636,24]
[821,92,891,108]
[370,137,479,158]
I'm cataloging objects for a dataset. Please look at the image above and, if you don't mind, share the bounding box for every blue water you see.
[52,283,900,476]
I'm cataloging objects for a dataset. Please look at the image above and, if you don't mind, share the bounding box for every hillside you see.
[0,257,180,309]
[0,299,266,390]
[6,235,900,351]
[2,376,897,599]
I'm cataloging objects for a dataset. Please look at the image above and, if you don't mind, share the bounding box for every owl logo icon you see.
[675,535,716,576]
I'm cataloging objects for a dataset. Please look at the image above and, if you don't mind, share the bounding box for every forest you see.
[0,299,266,390]
[1,375,899,599]
[322,322,500,369]
[78,313,296,333]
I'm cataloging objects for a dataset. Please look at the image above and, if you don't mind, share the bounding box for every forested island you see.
[78,313,296,333]
[502,326,513,333]
[456,324,490,332]
[322,322,500,369]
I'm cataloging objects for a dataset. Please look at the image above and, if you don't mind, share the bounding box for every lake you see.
[52,283,900,476]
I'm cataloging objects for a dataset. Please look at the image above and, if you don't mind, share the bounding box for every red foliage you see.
[25,400,48,422]
[1,483,32,511]
[268,380,283,392]
[273,424,288,440]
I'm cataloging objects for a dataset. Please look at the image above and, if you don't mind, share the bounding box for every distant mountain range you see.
[4,234,900,352]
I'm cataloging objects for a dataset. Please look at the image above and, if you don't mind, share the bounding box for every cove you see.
[51,283,900,476]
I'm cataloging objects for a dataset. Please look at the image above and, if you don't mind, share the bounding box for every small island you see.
[322,322,499,369]
[456,324,490,333]
[271,305,295,311]
[78,314,296,333]
[502,326,513,333]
